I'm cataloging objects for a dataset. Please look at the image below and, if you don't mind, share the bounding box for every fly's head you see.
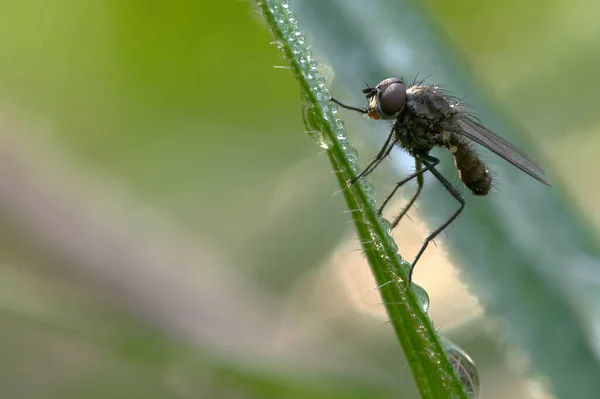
[362,78,407,121]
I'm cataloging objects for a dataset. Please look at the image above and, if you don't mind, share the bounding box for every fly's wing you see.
[442,116,550,186]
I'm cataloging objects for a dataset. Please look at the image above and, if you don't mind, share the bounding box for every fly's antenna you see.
[359,75,371,90]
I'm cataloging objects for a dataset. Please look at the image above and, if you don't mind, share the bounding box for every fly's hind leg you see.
[408,153,465,282]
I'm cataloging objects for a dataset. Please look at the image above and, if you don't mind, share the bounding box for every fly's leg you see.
[376,157,428,227]
[408,153,465,282]
[349,126,396,185]
[390,158,423,227]
[329,97,368,114]
[330,97,395,185]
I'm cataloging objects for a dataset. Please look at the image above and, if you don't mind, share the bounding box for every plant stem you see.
[254,1,468,397]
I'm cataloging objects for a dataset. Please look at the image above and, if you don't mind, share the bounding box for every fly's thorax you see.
[406,84,458,122]
[393,83,460,153]
[449,137,492,196]
[394,110,443,154]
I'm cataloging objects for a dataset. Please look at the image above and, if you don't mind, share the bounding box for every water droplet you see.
[379,218,392,235]
[389,260,410,279]
[307,130,332,149]
[301,96,332,150]
[410,283,430,313]
[359,180,373,193]
[358,181,377,209]
[386,237,398,253]
[441,337,480,398]
[346,146,358,162]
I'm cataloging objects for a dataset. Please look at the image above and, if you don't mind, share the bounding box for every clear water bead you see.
[307,130,332,150]
[379,218,393,235]
[441,337,480,399]
[410,283,430,313]
[385,234,398,253]
[390,260,411,279]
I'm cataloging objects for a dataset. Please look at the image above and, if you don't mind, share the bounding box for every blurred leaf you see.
[0,266,410,399]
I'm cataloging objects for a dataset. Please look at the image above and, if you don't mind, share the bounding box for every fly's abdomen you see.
[450,139,492,196]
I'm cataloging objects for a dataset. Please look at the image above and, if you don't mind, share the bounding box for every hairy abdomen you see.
[450,138,492,196]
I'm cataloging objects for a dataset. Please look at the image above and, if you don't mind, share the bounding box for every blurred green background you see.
[1,0,599,398]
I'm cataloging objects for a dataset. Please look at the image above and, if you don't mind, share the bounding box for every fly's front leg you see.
[349,126,396,185]
[387,157,424,228]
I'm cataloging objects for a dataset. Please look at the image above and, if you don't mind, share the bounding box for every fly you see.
[330,77,550,281]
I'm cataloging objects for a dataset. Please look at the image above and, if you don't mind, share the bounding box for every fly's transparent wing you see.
[443,116,549,186]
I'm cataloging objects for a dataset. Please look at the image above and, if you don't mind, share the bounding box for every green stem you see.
[254,1,467,397]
